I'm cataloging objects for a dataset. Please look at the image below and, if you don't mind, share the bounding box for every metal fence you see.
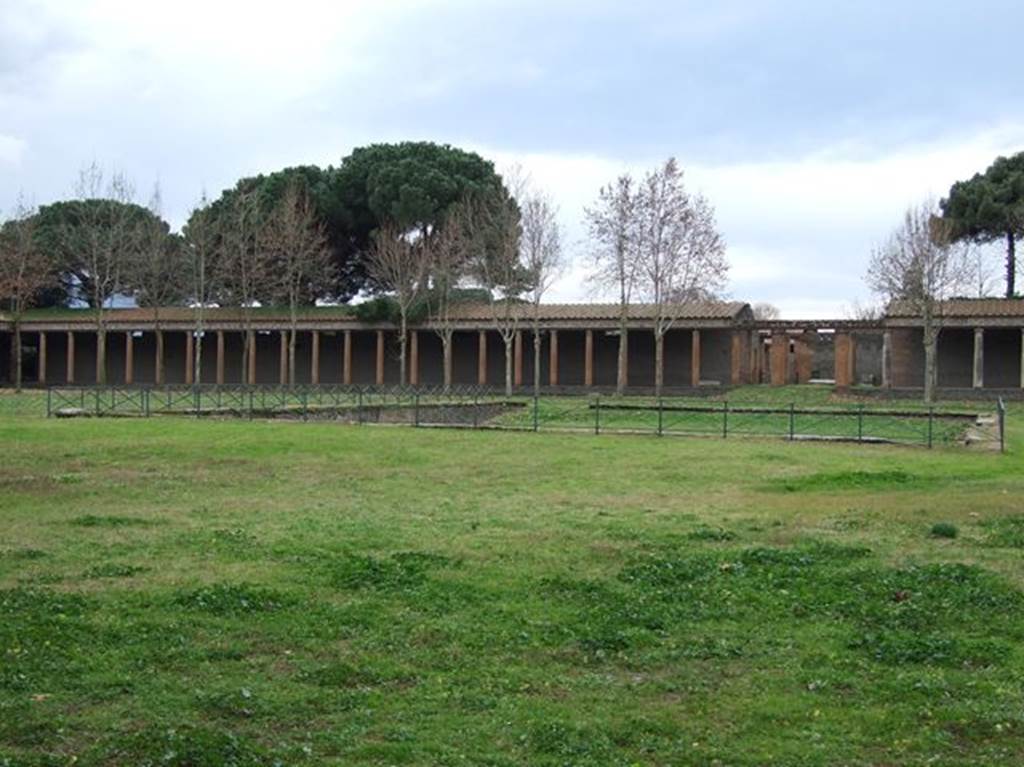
[42,384,1005,450]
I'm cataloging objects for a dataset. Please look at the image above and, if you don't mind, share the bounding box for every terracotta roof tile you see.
[446,301,750,321]
[18,302,750,324]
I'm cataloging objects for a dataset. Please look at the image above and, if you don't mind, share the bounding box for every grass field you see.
[2,387,1024,765]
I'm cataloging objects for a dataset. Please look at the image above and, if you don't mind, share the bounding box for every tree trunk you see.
[443,334,452,392]
[242,323,251,386]
[154,326,164,386]
[398,315,408,386]
[923,326,938,404]
[533,326,542,397]
[289,329,297,387]
[505,337,513,397]
[194,333,203,386]
[654,329,664,397]
[13,321,22,393]
[616,319,628,395]
[97,326,107,386]
[1007,230,1017,299]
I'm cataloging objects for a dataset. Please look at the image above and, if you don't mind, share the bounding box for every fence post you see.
[595,394,601,435]
[473,390,479,429]
[788,403,795,441]
[657,397,664,436]
[94,388,101,416]
[414,392,420,428]
[722,401,729,439]
[194,386,200,417]
[301,389,308,422]
[927,407,934,449]
[358,388,364,425]
[144,388,150,418]
[46,388,52,418]
[533,396,539,432]
[857,405,864,443]
[248,388,254,420]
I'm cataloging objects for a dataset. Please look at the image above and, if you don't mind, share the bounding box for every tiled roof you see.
[887,298,1024,318]
[17,302,750,324]
[20,306,354,322]
[445,301,750,321]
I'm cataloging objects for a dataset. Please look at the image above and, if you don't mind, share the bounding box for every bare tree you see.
[969,246,1000,298]
[423,203,469,391]
[129,184,186,384]
[585,175,640,394]
[752,302,781,321]
[866,200,972,403]
[365,222,429,385]
[468,187,528,396]
[521,189,564,395]
[61,164,141,384]
[215,191,271,384]
[635,159,727,395]
[263,180,335,385]
[843,300,882,322]
[0,198,55,390]
[182,193,220,385]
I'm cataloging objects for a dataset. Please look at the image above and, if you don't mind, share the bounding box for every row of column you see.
[32,327,734,388]
[833,327,1023,389]
[49,329,375,386]
[411,329,714,387]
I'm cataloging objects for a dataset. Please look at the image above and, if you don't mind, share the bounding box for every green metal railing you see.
[44,384,1002,450]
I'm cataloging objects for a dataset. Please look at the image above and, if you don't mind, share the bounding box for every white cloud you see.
[0,134,27,166]
[478,124,1024,317]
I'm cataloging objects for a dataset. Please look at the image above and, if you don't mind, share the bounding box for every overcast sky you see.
[2,0,1022,317]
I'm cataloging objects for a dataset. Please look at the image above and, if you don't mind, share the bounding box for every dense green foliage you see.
[941,152,1024,297]
[334,141,508,250]
[196,165,361,302]
[192,143,516,303]
[29,199,175,307]
[2,388,1024,764]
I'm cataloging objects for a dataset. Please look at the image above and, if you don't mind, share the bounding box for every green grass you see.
[2,388,1024,765]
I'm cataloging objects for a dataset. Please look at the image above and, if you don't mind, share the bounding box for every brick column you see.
[409,330,419,386]
[584,329,594,387]
[881,330,892,388]
[246,330,256,385]
[770,332,788,386]
[155,330,165,385]
[343,330,352,385]
[37,332,47,385]
[96,330,106,384]
[375,330,385,385]
[311,330,320,385]
[185,332,194,385]
[973,327,984,389]
[749,332,762,384]
[279,331,288,384]
[216,331,225,385]
[730,331,743,385]
[514,331,523,387]
[548,329,559,386]
[691,330,701,387]
[794,332,815,384]
[124,332,134,385]
[478,330,488,386]
[1020,329,1024,389]
[66,332,75,384]
[834,332,853,389]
